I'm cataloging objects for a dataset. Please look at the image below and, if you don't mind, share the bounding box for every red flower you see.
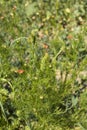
[17,69,24,74]
[67,34,73,40]
[43,44,49,49]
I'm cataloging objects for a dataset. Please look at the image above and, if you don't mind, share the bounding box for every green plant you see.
[0,0,87,130]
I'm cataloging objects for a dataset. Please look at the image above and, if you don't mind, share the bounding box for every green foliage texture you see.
[0,0,87,130]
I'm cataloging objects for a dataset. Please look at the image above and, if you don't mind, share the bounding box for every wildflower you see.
[43,43,49,49]
[67,34,73,40]
[16,69,25,74]
[40,96,43,99]
[65,8,71,13]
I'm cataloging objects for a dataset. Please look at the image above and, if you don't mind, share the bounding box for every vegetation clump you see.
[0,0,87,129]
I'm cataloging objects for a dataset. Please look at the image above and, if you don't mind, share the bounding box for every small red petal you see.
[43,44,49,49]
[67,34,73,40]
[17,69,24,74]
